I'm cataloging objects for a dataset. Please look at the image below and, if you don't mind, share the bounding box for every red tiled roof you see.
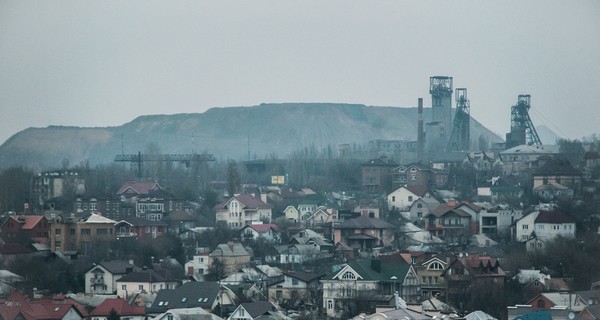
[117,181,161,195]
[249,224,279,233]
[9,215,45,230]
[90,298,145,316]
[535,210,575,224]
[235,194,272,209]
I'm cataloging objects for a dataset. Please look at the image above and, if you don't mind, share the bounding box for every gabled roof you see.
[117,180,162,195]
[533,181,570,191]
[534,210,575,224]
[335,215,394,229]
[500,144,559,155]
[210,242,251,257]
[425,207,471,218]
[342,259,412,281]
[239,301,277,318]
[216,194,272,210]
[115,216,168,227]
[243,224,279,233]
[116,269,172,283]
[7,215,46,230]
[406,185,428,197]
[149,281,221,313]
[88,260,141,274]
[84,213,117,224]
[89,298,145,316]
[282,270,325,283]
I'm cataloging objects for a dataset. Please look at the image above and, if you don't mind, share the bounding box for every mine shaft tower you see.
[505,94,542,149]
[447,88,470,151]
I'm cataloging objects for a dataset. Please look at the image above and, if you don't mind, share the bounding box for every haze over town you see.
[1,0,599,145]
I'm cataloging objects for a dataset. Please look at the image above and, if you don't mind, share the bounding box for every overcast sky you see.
[1,1,599,145]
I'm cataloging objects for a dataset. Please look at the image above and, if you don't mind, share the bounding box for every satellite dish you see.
[568,312,575,320]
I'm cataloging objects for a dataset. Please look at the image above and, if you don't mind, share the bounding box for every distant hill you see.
[0,103,503,170]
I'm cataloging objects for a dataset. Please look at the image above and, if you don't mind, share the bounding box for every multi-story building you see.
[333,215,395,249]
[50,213,116,254]
[209,242,252,277]
[361,157,398,194]
[0,215,49,243]
[512,209,576,251]
[32,171,85,210]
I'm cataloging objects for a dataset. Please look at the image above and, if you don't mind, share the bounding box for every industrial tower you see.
[447,88,470,151]
[505,94,542,149]
[426,76,453,154]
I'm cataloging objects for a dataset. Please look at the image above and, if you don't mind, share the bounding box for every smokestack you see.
[417,98,424,162]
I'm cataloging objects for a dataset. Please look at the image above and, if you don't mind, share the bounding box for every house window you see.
[429,262,444,270]
[276,290,283,299]
[417,203,423,208]
[55,240,61,249]
[538,225,544,229]
[292,279,299,285]
[422,276,426,283]
[408,196,413,202]
[81,229,91,235]
[327,300,333,310]
[341,272,356,280]
[70,228,76,235]
[537,300,546,308]
[392,196,396,202]
[55,228,61,235]
[522,225,528,230]
[97,228,108,235]
[122,285,126,290]
[139,285,144,290]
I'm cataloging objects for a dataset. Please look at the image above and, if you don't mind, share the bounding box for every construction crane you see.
[114,152,216,179]
[505,94,542,149]
[447,88,471,152]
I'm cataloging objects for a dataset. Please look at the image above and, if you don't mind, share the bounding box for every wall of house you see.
[387,188,417,211]
[514,211,540,242]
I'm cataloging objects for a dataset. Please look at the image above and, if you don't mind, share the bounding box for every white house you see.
[387,185,432,211]
[85,260,140,294]
[283,206,300,222]
[512,209,575,251]
[215,194,273,228]
[185,247,211,279]
[116,269,177,298]
[239,223,280,242]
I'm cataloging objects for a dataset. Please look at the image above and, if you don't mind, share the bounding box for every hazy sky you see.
[1,1,599,145]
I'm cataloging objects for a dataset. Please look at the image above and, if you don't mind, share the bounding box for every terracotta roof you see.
[12,215,45,230]
[247,224,279,233]
[90,298,145,316]
[535,210,575,224]
[234,194,272,209]
[117,181,161,195]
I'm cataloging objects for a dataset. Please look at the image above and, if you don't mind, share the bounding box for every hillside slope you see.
[0,103,503,169]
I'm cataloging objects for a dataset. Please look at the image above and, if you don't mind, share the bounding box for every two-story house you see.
[239,223,280,243]
[210,242,252,277]
[147,281,238,316]
[387,185,432,211]
[116,269,177,298]
[0,215,50,243]
[74,193,124,221]
[415,253,454,300]
[185,247,211,279]
[533,158,582,194]
[512,209,576,251]
[424,204,472,245]
[267,270,325,307]
[227,301,285,320]
[333,215,395,250]
[320,258,420,318]
[215,194,273,228]
[392,163,444,189]
[442,254,506,309]
[85,260,141,294]
[114,216,168,240]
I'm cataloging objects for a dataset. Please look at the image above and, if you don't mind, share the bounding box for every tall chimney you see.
[417,98,424,162]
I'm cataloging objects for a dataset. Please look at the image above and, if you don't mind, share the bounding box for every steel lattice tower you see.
[447,88,470,151]
[505,94,542,149]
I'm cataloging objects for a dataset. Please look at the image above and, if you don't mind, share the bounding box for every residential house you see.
[392,163,447,189]
[499,144,559,174]
[117,180,162,202]
[283,206,300,223]
[268,270,325,307]
[512,209,576,251]
[533,159,582,193]
[397,223,444,251]
[114,216,168,240]
[240,223,280,243]
[215,194,273,228]
[508,291,595,320]
[387,185,432,211]
[333,215,395,250]
[424,204,472,245]
[51,213,116,254]
[533,181,575,201]
[0,215,50,243]
[362,157,398,194]
[0,292,86,320]
[135,189,185,221]
[289,230,334,253]
[165,210,201,237]
[89,298,145,320]
[210,242,252,277]
[353,205,380,219]
[306,208,335,227]
[415,254,453,300]
[227,301,287,320]
[85,260,141,294]
[297,203,319,221]
[147,281,237,316]
[479,206,523,237]
[74,193,124,220]
[116,269,177,298]
[320,258,420,318]
[185,247,211,279]
[151,307,224,320]
[408,197,440,223]
[442,254,506,308]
